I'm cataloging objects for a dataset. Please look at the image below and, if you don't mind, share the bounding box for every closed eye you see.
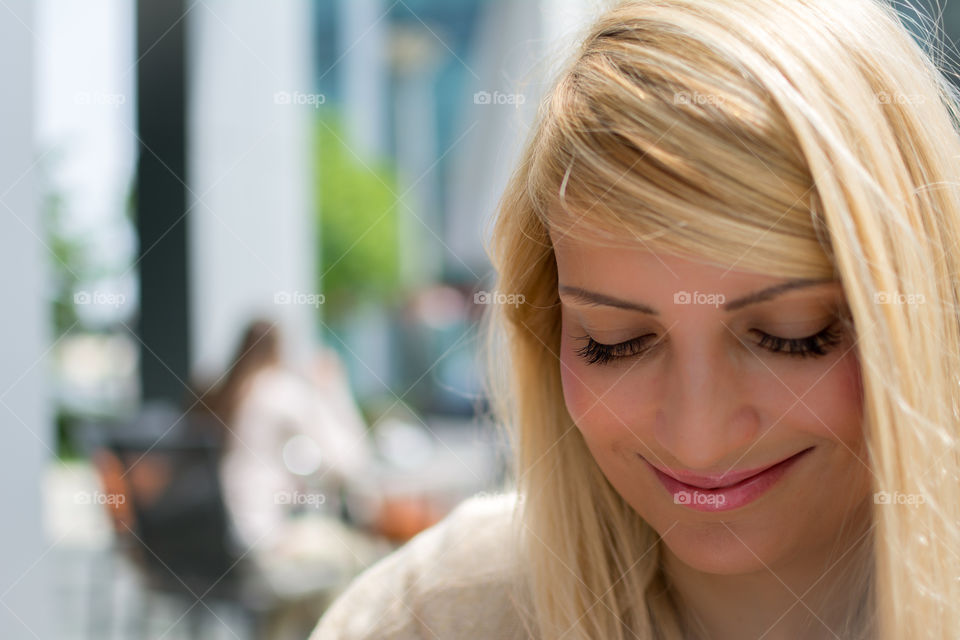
[573,333,658,365]
[573,324,842,366]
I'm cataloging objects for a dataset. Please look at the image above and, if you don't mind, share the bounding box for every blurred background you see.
[3,0,608,638]
[0,0,951,638]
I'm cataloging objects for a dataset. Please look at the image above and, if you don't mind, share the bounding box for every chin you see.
[657,520,792,575]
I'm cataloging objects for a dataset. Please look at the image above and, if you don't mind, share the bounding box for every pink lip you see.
[642,447,814,512]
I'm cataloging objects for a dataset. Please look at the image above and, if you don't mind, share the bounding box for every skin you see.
[551,231,874,639]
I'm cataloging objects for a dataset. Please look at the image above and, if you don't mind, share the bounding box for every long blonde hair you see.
[484,0,960,637]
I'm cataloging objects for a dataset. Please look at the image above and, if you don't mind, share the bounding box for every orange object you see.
[90,449,136,532]
[373,494,446,542]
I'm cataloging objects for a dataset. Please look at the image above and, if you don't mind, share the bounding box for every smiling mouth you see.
[644,447,815,490]
[641,447,815,512]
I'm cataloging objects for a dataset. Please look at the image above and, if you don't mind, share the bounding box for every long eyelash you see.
[574,325,843,366]
[574,334,656,366]
[753,325,842,357]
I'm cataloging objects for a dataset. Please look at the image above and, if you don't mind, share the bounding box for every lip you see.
[642,447,814,512]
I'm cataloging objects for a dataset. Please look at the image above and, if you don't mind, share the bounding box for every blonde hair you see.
[484,0,960,638]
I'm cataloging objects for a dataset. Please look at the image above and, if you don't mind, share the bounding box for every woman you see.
[311,0,960,637]
[214,319,373,550]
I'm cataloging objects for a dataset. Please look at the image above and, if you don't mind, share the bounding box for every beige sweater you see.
[309,492,536,639]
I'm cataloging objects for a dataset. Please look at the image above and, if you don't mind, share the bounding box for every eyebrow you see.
[558,278,838,314]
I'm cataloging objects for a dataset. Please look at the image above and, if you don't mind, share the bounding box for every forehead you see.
[550,230,847,317]
[552,231,779,288]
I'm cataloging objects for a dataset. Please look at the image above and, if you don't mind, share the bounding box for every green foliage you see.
[45,188,83,334]
[315,114,401,317]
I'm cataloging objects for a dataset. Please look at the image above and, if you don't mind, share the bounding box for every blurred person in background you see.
[201,318,393,640]
[210,318,375,552]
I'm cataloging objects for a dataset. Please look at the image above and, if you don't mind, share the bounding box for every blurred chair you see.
[80,401,274,639]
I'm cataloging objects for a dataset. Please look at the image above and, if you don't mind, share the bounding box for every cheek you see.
[803,352,864,444]
[559,328,620,429]
[559,336,656,456]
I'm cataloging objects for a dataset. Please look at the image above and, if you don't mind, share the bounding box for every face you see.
[552,232,872,576]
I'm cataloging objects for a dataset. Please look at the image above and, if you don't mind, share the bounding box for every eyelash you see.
[573,325,843,366]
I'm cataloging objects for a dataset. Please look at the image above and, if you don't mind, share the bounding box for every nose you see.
[653,338,760,471]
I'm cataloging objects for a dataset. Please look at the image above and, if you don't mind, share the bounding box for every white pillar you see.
[445,0,599,276]
[188,0,318,377]
[339,0,389,160]
[0,0,53,636]
[445,0,544,274]
[394,30,445,286]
